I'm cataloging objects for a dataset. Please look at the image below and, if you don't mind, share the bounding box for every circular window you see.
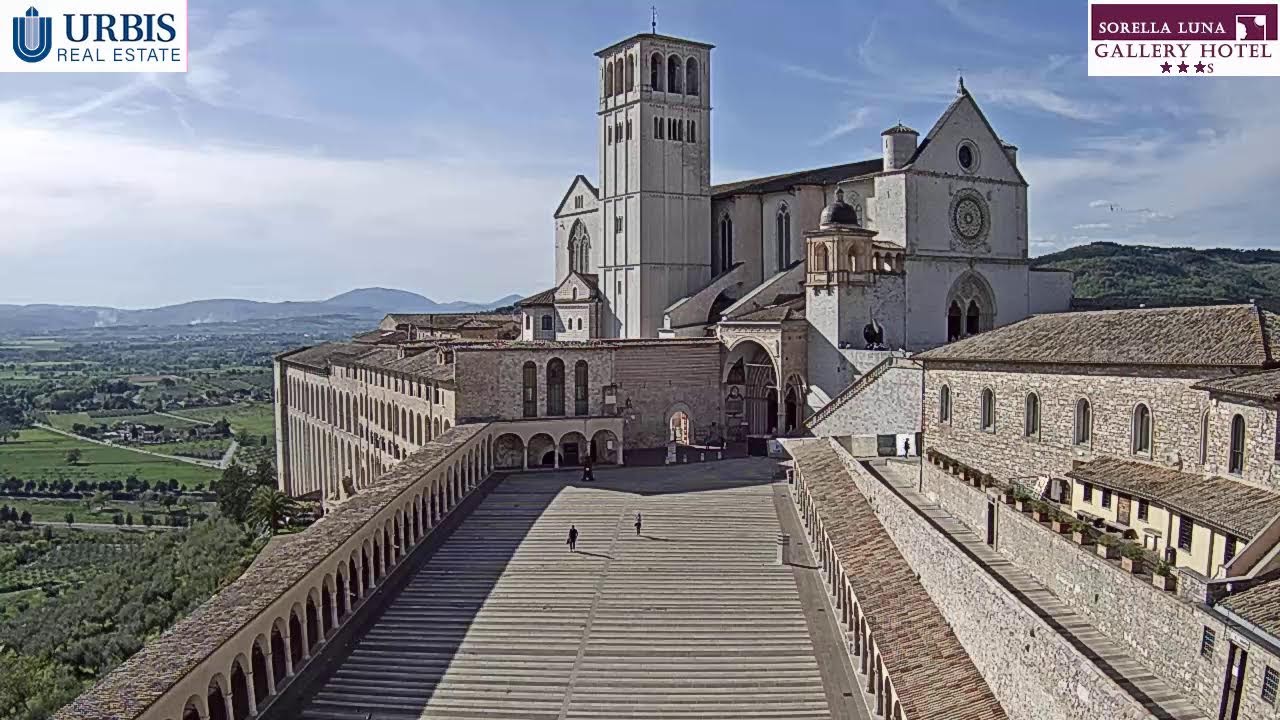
[957,140,979,173]
[949,190,989,248]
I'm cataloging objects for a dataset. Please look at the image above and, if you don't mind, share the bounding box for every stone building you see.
[909,303,1280,720]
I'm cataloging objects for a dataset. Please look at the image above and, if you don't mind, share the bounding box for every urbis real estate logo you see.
[4,0,186,72]
[1089,0,1279,76]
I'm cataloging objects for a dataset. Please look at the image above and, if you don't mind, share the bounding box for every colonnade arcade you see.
[84,425,497,720]
[490,418,625,470]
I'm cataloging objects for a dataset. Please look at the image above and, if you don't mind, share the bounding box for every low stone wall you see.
[831,445,1169,720]
[919,462,1230,719]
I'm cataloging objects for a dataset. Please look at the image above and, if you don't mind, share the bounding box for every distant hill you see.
[0,288,524,336]
[1032,242,1280,309]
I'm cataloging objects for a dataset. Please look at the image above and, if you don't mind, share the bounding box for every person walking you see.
[634,512,643,536]
[567,524,578,552]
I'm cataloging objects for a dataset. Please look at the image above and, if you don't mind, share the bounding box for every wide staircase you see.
[297,461,834,720]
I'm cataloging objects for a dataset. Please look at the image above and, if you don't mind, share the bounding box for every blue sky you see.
[1,0,1277,308]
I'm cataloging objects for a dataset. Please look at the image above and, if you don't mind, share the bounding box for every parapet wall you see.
[920,461,1280,720]
[830,446,1169,720]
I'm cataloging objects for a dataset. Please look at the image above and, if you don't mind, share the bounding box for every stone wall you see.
[454,347,615,422]
[925,363,1215,484]
[613,342,723,448]
[807,358,921,441]
[829,446,1177,720]
[921,461,1280,720]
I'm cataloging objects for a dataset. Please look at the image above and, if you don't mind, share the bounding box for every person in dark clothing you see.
[581,458,594,482]
[902,437,912,457]
[567,524,578,552]
[634,512,642,536]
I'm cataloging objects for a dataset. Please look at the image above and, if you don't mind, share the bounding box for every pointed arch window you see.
[522,362,537,418]
[775,204,792,269]
[604,61,614,96]
[1230,413,1246,474]
[568,220,591,275]
[650,53,662,90]
[625,54,635,91]
[686,56,699,95]
[667,54,682,93]
[1024,393,1040,438]
[939,385,951,424]
[546,358,565,416]
[1074,399,1092,445]
[718,213,734,273]
[966,300,981,336]
[613,58,624,96]
[1132,403,1152,455]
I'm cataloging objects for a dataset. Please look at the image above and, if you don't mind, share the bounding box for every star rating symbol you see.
[1160,61,1172,73]
[1195,61,1206,73]
[1178,61,1189,73]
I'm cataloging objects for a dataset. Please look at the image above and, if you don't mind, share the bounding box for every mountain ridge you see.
[0,288,524,336]
[1031,242,1280,309]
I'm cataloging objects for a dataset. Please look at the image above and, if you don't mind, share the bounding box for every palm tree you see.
[246,486,302,534]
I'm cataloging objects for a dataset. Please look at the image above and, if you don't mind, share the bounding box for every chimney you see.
[881,123,918,171]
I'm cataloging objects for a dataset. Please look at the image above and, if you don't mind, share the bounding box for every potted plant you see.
[1031,500,1052,523]
[1119,543,1145,574]
[1152,561,1177,591]
[1096,534,1120,559]
[1050,511,1072,534]
[1071,520,1091,546]
[1001,485,1017,505]
[1014,488,1034,513]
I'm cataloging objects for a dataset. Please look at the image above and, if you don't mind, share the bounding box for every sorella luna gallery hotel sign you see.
[4,0,187,72]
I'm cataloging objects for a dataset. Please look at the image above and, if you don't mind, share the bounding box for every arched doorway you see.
[251,640,270,706]
[723,339,780,439]
[669,411,690,444]
[229,661,250,720]
[784,386,800,434]
[590,429,620,464]
[559,432,587,466]
[207,678,228,720]
[945,270,996,342]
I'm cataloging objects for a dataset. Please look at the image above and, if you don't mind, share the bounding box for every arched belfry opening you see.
[945,270,996,342]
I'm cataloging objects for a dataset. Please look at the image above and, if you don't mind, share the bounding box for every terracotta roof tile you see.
[789,439,1007,720]
[1221,577,1280,639]
[710,158,883,198]
[1193,368,1280,402]
[1066,456,1280,539]
[918,304,1280,368]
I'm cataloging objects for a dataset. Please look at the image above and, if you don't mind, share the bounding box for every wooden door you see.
[1116,494,1132,526]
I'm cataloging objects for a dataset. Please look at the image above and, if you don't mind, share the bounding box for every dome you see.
[819,188,860,228]
[880,122,918,136]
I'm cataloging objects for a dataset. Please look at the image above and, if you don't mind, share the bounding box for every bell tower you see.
[594,32,713,338]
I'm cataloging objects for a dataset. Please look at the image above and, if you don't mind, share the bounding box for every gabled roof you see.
[554,174,599,218]
[722,295,805,323]
[710,158,883,199]
[910,88,1027,185]
[595,32,714,57]
[383,313,517,329]
[917,304,1280,369]
[1193,368,1280,402]
[1066,456,1280,539]
[519,272,602,307]
[1221,576,1280,640]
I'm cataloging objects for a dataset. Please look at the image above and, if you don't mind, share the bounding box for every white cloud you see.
[812,108,873,146]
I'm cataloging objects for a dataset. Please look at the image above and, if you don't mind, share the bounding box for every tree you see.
[63,512,73,527]
[19,510,31,526]
[0,421,12,443]
[212,465,253,523]
[142,513,154,528]
[112,513,123,526]
[64,449,82,465]
[246,487,303,534]
[125,512,133,526]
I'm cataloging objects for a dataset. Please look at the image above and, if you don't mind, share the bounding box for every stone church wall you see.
[831,447,1168,720]
[920,461,1280,720]
[806,360,921,441]
[1029,268,1074,315]
[805,275,906,397]
[453,347,615,422]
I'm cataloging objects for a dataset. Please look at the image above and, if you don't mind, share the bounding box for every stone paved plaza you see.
[299,459,854,720]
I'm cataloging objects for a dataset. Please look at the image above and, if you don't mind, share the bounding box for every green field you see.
[0,497,198,525]
[143,438,230,460]
[46,411,205,432]
[0,429,219,488]
[172,403,275,437]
